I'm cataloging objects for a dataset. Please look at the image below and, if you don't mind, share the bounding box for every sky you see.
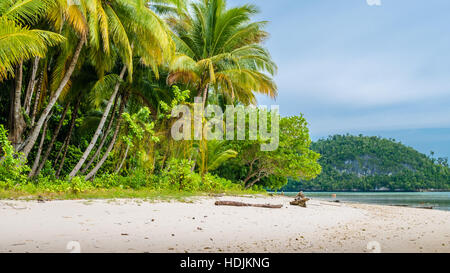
[229,0,450,158]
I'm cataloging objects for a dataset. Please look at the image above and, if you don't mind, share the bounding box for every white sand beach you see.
[1,196,449,253]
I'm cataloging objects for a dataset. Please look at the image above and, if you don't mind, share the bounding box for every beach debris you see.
[4,202,28,210]
[290,192,310,208]
[37,195,45,203]
[214,201,283,209]
[210,193,225,197]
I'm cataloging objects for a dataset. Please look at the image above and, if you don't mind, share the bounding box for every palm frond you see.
[0,17,65,80]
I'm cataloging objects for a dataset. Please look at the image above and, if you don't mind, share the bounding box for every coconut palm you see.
[68,0,175,178]
[15,0,88,157]
[0,18,64,81]
[0,0,66,149]
[167,0,277,106]
[203,140,237,172]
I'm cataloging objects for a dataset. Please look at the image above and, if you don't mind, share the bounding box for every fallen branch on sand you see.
[214,201,283,209]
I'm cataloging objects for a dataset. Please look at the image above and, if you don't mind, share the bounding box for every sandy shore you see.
[1,195,449,253]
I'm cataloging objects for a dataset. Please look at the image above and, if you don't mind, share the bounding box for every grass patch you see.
[0,187,265,201]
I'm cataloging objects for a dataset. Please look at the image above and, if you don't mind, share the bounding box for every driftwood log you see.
[215,201,283,209]
[290,191,310,208]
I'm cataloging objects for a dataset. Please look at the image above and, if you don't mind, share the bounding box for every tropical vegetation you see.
[0,0,321,198]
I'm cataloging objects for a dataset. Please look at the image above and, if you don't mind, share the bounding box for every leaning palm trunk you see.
[69,66,127,178]
[33,103,70,177]
[115,143,130,174]
[29,112,51,178]
[80,95,119,174]
[23,57,40,115]
[202,84,209,108]
[85,95,127,181]
[55,98,81,178]
[30,70,44,127]
[18,36,86,159]
[54,136,66,168]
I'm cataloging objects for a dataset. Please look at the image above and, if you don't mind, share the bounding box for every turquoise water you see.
[282,192,450,211]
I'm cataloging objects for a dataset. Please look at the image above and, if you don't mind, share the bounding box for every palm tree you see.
[167,0,277,106]
[15,0,88,158]
[0,18,64,81]
[0,0,66,148]
[202,140,237,174]
[68,0,175,178]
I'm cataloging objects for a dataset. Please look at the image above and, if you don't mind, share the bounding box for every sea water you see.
[281,192,450,211]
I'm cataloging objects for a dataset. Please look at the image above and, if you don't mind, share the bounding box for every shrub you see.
[0,125,30,188]
[200,173,242,192]
[157,158,201,191]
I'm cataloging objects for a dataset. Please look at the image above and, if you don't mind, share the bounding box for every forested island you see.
[283,135,450,192]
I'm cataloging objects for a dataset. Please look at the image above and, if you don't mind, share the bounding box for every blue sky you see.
[229,0,450,158]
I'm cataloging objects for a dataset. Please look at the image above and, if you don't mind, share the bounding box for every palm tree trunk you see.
[30,70,43,127]
[80,94,119,174]
[29,112,51,178]
[33,102,70,177]
[23,57,40,115]
[55,97,81,178]
[69,65,127,178]
[54,135,66,167]
[10,61,26,148]
[19,36,86,159]
[202,84,209,108]
[85,95,127,181]
[115,143,130,174]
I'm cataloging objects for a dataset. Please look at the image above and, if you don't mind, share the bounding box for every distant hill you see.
[283,135,450,192]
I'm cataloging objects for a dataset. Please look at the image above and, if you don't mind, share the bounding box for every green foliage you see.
[168,0,277,104]
[154,158,240,192]
[0,125,30,188]
[0,159,241,195]
[283,135,450,192]
[205,141,238,172]
[0,16,65,80]
[53,142,84,177]
[158,86,190,119]
[157,158,201,191]
[215,114,321,190]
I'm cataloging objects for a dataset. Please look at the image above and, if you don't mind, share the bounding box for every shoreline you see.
[275,190,450,193]
[1,196,449,253]
[274,191,450,211]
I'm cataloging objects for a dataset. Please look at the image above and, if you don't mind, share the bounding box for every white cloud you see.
[367,0,382,6]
